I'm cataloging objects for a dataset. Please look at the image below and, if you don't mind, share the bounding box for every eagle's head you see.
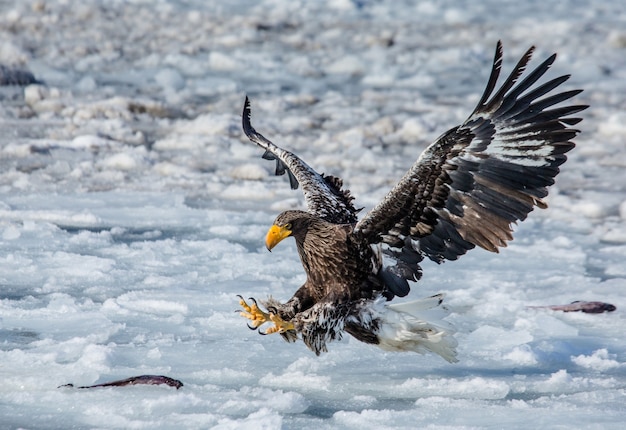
[265,210,314,251]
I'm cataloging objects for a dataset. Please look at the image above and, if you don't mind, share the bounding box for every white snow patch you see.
[571,349,621,371]
[598,112,626,137]
[259,370,331,392]
[208,52,241,72]
[100,153,139,171]
[228,163,268,181]
[155,68,186,91]
[399,376,510,400]
[325,56,365,75]
[113,292,189,316]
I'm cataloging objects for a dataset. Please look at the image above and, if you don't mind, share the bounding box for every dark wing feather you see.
[242,97,359,224]
[355,41,587,270]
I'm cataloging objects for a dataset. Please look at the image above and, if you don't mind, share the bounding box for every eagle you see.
[237,41,587,362]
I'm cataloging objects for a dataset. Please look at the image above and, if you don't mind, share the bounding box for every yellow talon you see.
[238,296,271,329]
[237,295,295,334]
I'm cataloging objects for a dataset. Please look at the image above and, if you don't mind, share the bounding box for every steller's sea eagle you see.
[237,41,587,362]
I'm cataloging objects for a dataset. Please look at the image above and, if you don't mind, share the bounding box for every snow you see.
[0,0,625,428]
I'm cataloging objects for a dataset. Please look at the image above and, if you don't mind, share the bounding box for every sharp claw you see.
[238,295,287,335]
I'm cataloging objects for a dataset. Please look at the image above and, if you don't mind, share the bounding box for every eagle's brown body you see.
[264,210,387,351]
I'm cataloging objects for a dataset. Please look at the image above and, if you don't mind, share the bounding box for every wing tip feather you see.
[242,95,255,138]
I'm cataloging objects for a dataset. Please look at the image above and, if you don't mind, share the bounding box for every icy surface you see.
[1,0,625,429]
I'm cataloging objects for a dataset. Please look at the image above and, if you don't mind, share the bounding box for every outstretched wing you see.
[242,96,359,224]
[355,41,587,271]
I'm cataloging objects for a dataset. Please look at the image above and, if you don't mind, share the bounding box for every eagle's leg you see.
[238,296,295,334]
[263,313,295,334]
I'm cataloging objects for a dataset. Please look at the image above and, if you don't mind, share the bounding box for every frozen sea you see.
[1,0,625,428]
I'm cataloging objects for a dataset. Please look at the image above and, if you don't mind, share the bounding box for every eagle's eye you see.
[284,223,292,230]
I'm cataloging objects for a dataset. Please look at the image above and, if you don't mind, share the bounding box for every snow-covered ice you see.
[1,0,625,428]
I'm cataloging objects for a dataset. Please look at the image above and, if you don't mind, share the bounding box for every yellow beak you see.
[265,224,292,251]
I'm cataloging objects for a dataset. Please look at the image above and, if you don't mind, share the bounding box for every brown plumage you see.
[238,41,587,361]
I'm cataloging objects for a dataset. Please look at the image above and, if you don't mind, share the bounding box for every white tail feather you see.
[376,294,458,363]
